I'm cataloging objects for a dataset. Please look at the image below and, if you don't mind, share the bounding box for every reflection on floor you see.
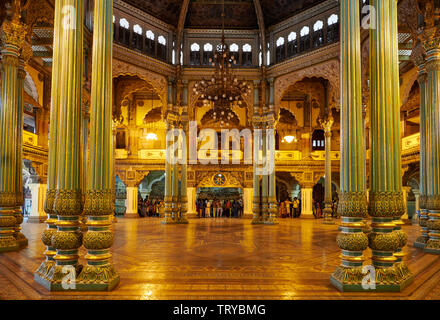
[1,218,440,300]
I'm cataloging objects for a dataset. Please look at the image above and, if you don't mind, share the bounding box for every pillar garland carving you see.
[367,0,413,290]
[330,0,369,291]
[0,7,26,253]
[35,0,63,280]
[35,0,85,291]
[424,27,440,254]
[320,115,334,225]
[74,0,119,290]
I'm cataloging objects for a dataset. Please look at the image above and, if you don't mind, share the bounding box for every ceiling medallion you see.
[193,0,251,128]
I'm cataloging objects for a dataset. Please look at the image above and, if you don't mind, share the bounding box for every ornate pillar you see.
[163,80,175,224]
[252,81,262,224]
[320,115,334,224]
[178,81,189,224]
[35,0,63,282]
[300,184,314,217]
[424,27,440,254]
[125,184,138,218]
[0,7,26,252]
[368,0,413,290]
[14,46,32,248]
[330,0,369,291]
[266,79,278,225]
[412,47,429,248]
[261,127,269,221]
[28,182,47,223]
[243,187,253,218]
[75,0,119,290]
[186,187,197,218]
[38,0,85,291]
[402,186,411,220]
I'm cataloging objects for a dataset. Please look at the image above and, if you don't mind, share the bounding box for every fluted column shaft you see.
[424,41,440,253]
[35,0,63,280]
[261,128,268,221]
[163,121,174,224]
[252,81,261,224]
[14,57,28,247]
[0,15,26,253]
[42,0,85,290]
[179,82,189,224]
[414,61,429,248]
[75,0,119,290]
[330,0,368,291]
[321,116,334,224]
[368,0,412,289]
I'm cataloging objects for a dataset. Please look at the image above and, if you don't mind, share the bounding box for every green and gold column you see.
[14,45,32,248]
[266,79,278,225]
[321,115,334,225]
[261,126,268,221]
[75,0,119,290]
[178,82,189,224]
[424,30,440,254]
[0,10,26,253]
[163,81,176,224]
[42,0,85,291]
[368,0,413,290]
[252,81,262,224]
[35,0,63,281]
[330,0,369,291]
[411,46,429,249]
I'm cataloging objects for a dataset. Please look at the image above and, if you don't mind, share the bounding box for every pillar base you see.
[331,263,414,292]
[27,216,47,223]
[161,217,177,224]
[176,218,189,224]
[75,265,120,291]
[243,213,253,219]
[251,216,264,224]
[124,213,139,219]
[17,233,28,248]
[424,239,440,254]
[0,237,19,253]
[264,218,279,225]
[34,264,83,291]
[34,260,56,281]
[414,235,428,249]
[322,218,335,225]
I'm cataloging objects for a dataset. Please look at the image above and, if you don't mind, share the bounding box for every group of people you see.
[196,199,243,218]
[138,197,164,217]
[312,199,338,219]
[278,197,301,218]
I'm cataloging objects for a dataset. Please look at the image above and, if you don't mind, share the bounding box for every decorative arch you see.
[112,60,168,108]
[274,59,339,115]
[196,172,243,189]
[400,67,419,108]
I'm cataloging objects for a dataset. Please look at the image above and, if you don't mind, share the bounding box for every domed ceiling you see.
[123,0,326,29]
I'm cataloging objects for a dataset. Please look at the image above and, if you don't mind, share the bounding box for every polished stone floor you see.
[1,217,440,300]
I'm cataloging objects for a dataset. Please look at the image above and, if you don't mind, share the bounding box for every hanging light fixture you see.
[193,0,250,127]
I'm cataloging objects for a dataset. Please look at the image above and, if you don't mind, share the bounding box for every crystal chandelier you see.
[193,0,251,127]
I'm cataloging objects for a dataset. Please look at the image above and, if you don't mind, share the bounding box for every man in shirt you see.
[292,197,300,218]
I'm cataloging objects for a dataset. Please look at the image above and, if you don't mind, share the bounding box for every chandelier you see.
[193,0,251,127]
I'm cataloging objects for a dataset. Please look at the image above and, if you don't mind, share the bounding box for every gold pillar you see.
[36,0,85,291]
[368,0,413,290]
[320,115,334,224]
[0,5,26,253]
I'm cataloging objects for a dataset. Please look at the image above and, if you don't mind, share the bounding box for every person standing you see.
[292,197,300,218]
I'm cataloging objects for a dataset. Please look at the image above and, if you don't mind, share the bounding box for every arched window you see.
[313,20,324,48]
[146,30,155,40]
[267,50,270,66]
[118,18,130,46]
[242,44,252,66]
[276,37,285,47]
[119,18,129,29]
[300,26,310,51]
[145,30,155,55]
[327,14,339,43]
[230,43,239,65]
[276,37,286,62]
[287,32,298,57]
[203,43,213,65]
[157,36,167,61]
[190,43,201,65]
[230,43,239,52]
[259,51,262,66]
[133,24,142,35]
[158,35,166,45]
[312,129,325,151]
